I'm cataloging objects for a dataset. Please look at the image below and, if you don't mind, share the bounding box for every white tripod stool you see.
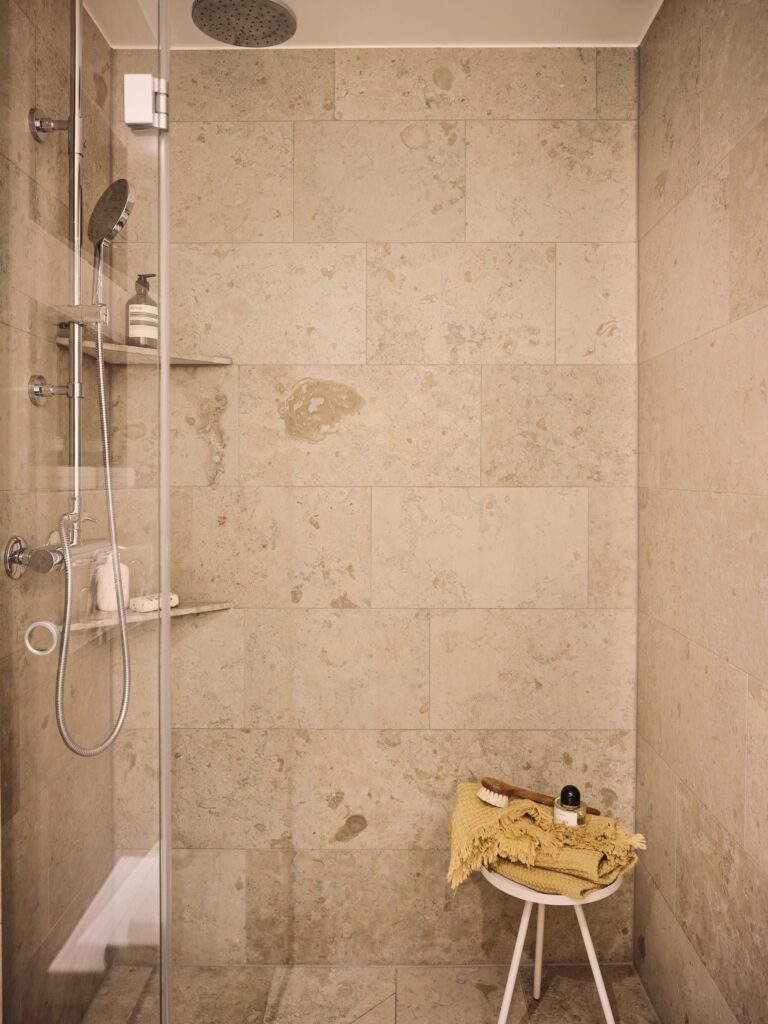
[481,867,623,1024]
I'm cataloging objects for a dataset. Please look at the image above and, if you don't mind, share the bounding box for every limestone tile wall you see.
[0,2,130,1021]
[636,2,768,1022]
[154,47,638,969]
[155,45,641,969]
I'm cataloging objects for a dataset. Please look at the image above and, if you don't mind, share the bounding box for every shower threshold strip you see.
[70,601,232,632]
[57,336,232,366]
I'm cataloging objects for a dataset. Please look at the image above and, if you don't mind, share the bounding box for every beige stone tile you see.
[637,614,664,752]
[1,797,50,970]
[639,0,711,114]
[639,487,768,680]
[171,243,366,364]
[172,966,273,1024]
[171,122,292,243]
[0,0,36,178]
[635,867,740,1024]
[264,967,396,1024]
[638,359,662,490]
[396,966,527,1024]
[729,115,768,321]
[639,165,729,362]
[642,295,762,464]
[430,609,636,730]
[520,965,656,1023]
[654,622,747,840]
[699,0,768,172]
[238,365,481,486]
[0,152,71,339]
[114,729,159,852]
[172,609,246,729]
[335,49,596,120]
[676,785,768,1024]
[467,121,637,243]
[33,34,69,203]
[172,849,247,964]
[243,850,633,967]
[47,744,113,925]
[307,728,636,850]
[371,487,588,609]
[172,487,371,608]
[82,966,152,1024]
[244,609,429,729]
[171,50,335,121]
[636,737,676,906]
[16,0,70,60]
[556,243,637,364]
[589,487,637,609]
[82,11,111,116]
[367,242,555,365]
[638,31,700,235]
[111,363,237,489]
[482,366,637,487]
[111,621,160,731]
[294,121,465,243]
[597,49,638,120]
[745,676,768,877]
[172,728,311,848]
[0,325,65,492]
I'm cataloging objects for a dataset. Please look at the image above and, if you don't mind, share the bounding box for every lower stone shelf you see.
[70,601,231,632]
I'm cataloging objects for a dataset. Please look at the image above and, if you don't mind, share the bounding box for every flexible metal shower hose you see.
[55,245,131,756]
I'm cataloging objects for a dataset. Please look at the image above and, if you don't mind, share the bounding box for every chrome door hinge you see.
[124,74,169,133]
[154,78,169,132]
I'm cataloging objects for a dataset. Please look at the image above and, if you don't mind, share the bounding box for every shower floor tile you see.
[82,962,659,1023]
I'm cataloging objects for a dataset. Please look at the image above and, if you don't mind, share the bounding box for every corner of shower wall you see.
[635,2,768,1022]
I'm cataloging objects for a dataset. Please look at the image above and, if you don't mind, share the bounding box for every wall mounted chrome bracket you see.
[28,375,82,407]
[4,536,29,579]
[28,107,69,143]
[48,303,109,328]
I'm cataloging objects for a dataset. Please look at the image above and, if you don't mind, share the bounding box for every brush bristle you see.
[477,785,509,808]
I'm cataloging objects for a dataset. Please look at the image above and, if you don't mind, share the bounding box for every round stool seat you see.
[481,864,624,1024]
[481,865,623,906]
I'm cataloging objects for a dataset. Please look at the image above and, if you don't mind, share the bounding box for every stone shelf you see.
[70,601,232,633]
[57,337,232,366]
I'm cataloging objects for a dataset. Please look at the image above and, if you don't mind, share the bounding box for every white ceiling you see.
[86,0,664,49]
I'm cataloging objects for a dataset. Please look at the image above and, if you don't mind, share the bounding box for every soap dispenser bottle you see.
[126,272,158,348]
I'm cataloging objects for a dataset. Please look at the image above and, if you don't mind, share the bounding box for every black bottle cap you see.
[560,784,581,807]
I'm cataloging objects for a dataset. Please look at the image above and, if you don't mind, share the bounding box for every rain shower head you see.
[191,0,297,47]
[87,179,134,246]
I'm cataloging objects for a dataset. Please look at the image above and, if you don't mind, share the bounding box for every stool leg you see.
[497,899,533,1024]
[573,904,616,1024]
[533,903,545,1000]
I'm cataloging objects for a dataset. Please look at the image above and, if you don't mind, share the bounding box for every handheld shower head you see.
[87,179,134,247]
[191,0,297,47]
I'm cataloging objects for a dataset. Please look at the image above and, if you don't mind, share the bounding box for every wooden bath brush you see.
[477,777,601,816]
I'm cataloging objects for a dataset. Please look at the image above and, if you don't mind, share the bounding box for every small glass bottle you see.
[553,784,587,827]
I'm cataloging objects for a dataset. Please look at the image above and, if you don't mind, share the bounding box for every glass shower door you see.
[0,0,170,1020]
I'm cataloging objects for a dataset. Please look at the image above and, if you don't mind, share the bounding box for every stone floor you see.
[82,963,659,1023]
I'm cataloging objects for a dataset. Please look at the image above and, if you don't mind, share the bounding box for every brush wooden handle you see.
[481,777,601,816]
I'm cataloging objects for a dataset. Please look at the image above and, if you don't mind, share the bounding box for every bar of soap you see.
[129,592,180,613]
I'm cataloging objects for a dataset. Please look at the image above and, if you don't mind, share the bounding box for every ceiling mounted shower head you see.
[191,0,297,47]
[87,179,134,246]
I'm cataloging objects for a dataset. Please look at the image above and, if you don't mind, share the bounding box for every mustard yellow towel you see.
[448,782,645,898]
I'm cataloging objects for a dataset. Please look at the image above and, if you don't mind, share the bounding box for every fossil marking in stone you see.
[333,814,368,843]
[278,378,365,443]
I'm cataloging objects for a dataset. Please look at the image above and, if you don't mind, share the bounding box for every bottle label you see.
[128,303,158,341]
[553,804,579,827]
